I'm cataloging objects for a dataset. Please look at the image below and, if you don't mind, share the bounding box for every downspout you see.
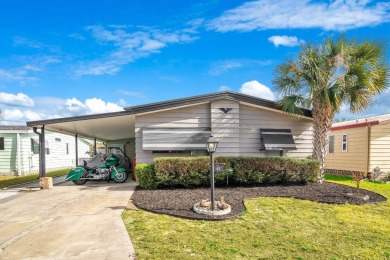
[75,134,78,166]
[33,126,46,178]
[16,133,21,176]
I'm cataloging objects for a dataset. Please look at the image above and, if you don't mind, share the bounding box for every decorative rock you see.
[345,193,369,201]
[39,177,53,189]
[194,197,232,216]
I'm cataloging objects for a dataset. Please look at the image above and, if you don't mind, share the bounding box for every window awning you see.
[142,127,211,151]
[260,129,297,151]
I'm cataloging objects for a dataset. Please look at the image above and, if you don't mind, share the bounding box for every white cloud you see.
[0,56,60,85]
[208,0,390,32]
[239,80,275,101]
[0,95,125,125]
[2,109,44,125]
[117,90,145,98]
[65,97,123,115]
[0,92,34,107]
[0,68,37,85]
[335,90,390,120]
[75,25,199,77]
[118,99,128,107]
[209,61,242,76]
[209,59,273,76]
[65,97,85,112]
[68,33,86,40]
[159,76,179,82]
[219,86,232,91]
[13,36,45,49]
[268,35,304,47]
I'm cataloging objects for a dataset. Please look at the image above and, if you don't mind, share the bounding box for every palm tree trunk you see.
[312,101,334,183]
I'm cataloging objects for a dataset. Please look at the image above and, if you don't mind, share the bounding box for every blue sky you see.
[0,0,389,125]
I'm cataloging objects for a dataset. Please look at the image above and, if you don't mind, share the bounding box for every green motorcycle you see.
[66,149,130,185]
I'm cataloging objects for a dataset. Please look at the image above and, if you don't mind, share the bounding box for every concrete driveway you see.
[0,178,136,259]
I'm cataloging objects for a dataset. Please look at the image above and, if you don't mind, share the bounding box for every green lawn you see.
[122,175,390,259]
[0,168,71,189]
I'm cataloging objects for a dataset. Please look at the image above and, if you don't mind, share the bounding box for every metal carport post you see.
[33,125,46,178]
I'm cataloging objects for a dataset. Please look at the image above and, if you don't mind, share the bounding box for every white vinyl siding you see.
[0,131,90,176]
[239,104,313,158]
[211,100,240,157]
[135,103,210,164]
[0,134,18,174]
[134,100,314,164]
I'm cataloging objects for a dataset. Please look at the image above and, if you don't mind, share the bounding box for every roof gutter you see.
[331,121,380,131]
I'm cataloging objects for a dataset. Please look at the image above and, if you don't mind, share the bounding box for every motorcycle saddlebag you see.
[65,167,86,181]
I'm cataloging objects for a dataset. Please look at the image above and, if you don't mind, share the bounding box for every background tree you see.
[273,37,389,183]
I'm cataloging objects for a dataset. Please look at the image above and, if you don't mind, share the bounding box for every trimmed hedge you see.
[136,163,157,189]
[137,156,320,189]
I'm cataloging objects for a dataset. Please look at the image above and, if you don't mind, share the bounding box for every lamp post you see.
[206,135,218,211]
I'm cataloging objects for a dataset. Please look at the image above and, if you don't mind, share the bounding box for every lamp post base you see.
[193,202,231,216]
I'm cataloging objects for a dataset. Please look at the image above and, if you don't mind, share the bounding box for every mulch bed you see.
[131,182,387,220]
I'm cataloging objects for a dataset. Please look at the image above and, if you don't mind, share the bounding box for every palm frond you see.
[278,95,308,116]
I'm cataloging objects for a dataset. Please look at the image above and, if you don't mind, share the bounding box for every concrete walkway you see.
[0,179,137,259]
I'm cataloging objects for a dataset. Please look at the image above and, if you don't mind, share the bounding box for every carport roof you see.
[26,91,312,141]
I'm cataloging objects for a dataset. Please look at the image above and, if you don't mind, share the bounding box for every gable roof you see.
[25,91,313,141]
[124,91,312,117]
[27,91,312,127]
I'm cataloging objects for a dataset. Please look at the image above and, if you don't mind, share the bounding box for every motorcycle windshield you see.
[84,154,104,168]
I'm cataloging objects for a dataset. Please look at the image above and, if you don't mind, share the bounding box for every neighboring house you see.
[0,126,90,176]
[27,91,314,172]
[326,114,390,180]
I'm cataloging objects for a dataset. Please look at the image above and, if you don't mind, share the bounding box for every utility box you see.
[215,163,225,173]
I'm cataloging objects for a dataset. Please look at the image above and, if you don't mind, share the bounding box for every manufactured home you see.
[326,114,390,180]
[0,126,91,176]
[26,91,314,176]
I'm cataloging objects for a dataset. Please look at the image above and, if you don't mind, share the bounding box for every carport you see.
[27,111,136,178]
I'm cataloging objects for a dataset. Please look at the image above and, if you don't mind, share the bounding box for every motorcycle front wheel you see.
[72,179,88,185]
[114,171,128,183]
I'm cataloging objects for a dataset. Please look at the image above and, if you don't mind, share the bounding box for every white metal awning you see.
[260,128,297,151]
[142,127,211,151]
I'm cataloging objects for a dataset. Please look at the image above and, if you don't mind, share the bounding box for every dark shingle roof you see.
[0,125,30,130]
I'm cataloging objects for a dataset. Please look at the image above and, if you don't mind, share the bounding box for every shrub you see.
[136,156,320,189]
[136,163,157,189]
[227,157,318,184]
[154,157,210,187]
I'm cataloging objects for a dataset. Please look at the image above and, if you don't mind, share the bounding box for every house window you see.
[341,134,348,152]
[31,138,39,154]
[66,143,69,155]
[0,137,4,150]
[152,151,184,154]
[329,136,334,153]
[31,138,50,154]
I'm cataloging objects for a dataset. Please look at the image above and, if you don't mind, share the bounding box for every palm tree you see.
[273,37,388,183]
